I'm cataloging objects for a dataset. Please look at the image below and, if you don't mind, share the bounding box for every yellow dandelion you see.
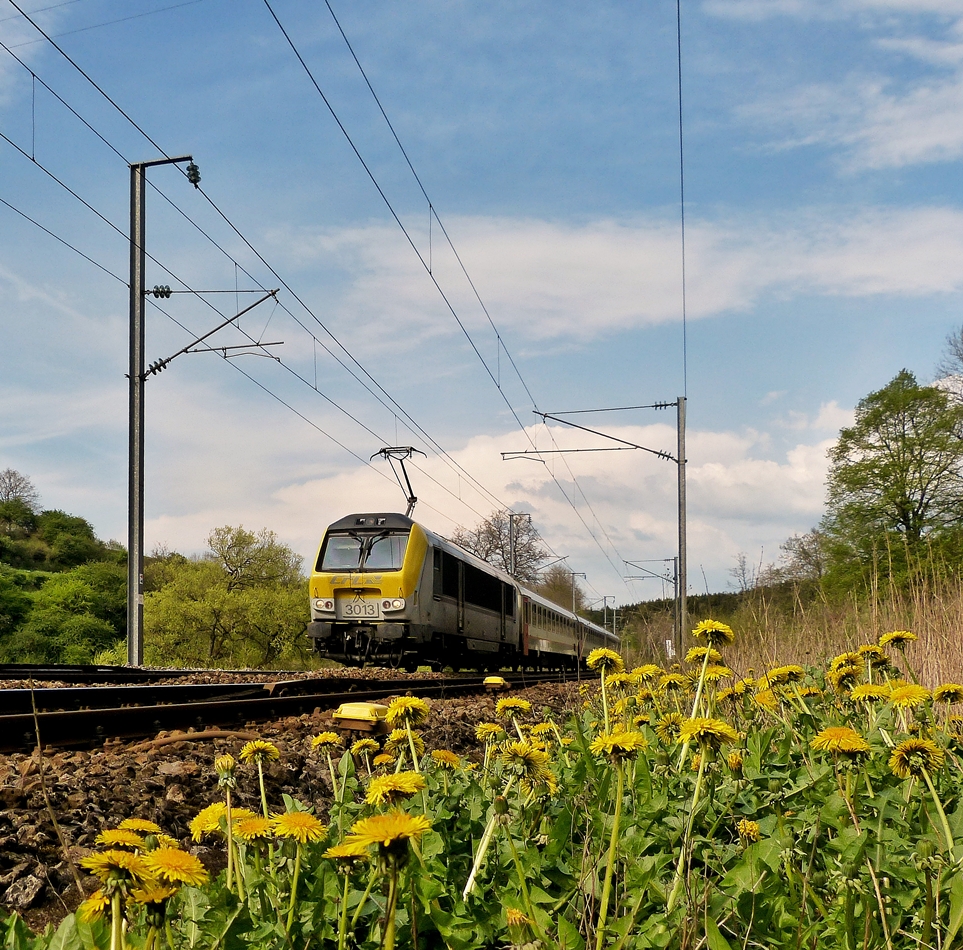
[495,697,532,719]
[365,772,427,806]
[727,750,744,773]
[239,739,280,763]
[678,717,739,749]
[385,728,424,757]
[118,818,162,834]
[351,738,380,756]
[324,839,369,861]
[272,811,327,844]
[889,684,931,709]
[587,648,624,673]
[889,737,945,778]
[190,802,227,842]
[214,753,236,786]
[879,630,917,649]
[589,730,648,760]
[736,819,761,842]
[129,882,178,906]
[754,689,778,711]
[78,890,109,923]
[530,723,556,737]
[655,712,685,743]
[632,664,662,682]
[934,684,963,705]
[476,722,504,742]
[430,749,461,768]
[152,834,181,851]
[233,816,273,842]
[80,850,150,883]
[827,664,862,692]
[634,712,652,726]
[759,665,805,686]
[691,619,735,646]
[311,731,344,750]
[345,810,431,851]
[373,752,396,769]
[659,673,688,692]
[146,847,210,887]
[385,696,431,727]
[703,665,733,683]
[506,908,532,927]
[830,651,864,673]
[685,646,722,665]
[95,829,146,850]
[810,726,870,756]
[851,684,889,703]
[500,740,553,782]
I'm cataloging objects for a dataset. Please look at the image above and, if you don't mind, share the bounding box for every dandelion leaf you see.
[704,916,733,950]
[556,914,584,950]
[947,872,963,950]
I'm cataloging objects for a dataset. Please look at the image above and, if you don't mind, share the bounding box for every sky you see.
[2,0,963,606]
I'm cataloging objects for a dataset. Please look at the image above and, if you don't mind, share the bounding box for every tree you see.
[450,510,548,582]
[822,370,963,580]
[778,529,827,582]
[0,469,40,510]
[533,563,587,613]
[206,526,303,591]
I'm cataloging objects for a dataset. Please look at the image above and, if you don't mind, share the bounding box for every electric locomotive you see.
[307,512,618,669]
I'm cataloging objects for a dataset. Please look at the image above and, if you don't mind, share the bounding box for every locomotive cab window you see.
[318,530,409,572]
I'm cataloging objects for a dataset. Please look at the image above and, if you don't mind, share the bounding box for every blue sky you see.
[2,0,963,605]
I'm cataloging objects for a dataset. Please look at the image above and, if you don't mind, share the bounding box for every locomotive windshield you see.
[318,530,409,572]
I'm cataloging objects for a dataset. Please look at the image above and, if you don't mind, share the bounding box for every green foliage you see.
[144,528,309,669]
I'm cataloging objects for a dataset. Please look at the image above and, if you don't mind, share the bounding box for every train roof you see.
[326,513,415,531]
[519,585,614,639]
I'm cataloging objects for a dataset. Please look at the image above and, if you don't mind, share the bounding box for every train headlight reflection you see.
[314,598,335,612]
[382,598,406,611]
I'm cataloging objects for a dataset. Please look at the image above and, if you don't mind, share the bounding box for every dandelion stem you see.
[337,872,350,950]
[677,651,712,770]
[921,767,955,855]
[110,891,123,950]
[225,789,234,894]
[595,761,625,950]
[351,866,379,930]
[383,859,400,950]
[405,722,422,773]
[667,747,707,913]
[601,669,610,734]
[256,762,270,819]
[285,843,303,935]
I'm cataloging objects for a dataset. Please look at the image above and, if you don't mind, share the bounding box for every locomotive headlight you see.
[382,598,406,611]
[314,598,334,612]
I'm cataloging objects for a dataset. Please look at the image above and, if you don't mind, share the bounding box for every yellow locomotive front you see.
[308,513,429,667]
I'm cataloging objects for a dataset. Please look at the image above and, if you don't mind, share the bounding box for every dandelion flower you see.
[475,722,504,742]
[80,850,150,883]
[659,673,688,692]
[632,664,662,682]
[272,811,327,844]
[889,685,931,709]
[589,730,648,760]
[754,689,778,711]
[346,810,431,852]
[118,818,161,834]
[830,651,864,672]
[685,646,722,665]
[851,684,889,703]
[365,772,427,806]
[385,729,424,757]
[495,697,532,719]
[811,726,870,756]
[129,882,178,908]
[587,648,624,673]
[506,908,532,927]
[500,740,553,782]
[827,665,862,692]
[214,754,236,787]
[703,665,733,683]
[323,840,369,862]
[889,738,945,778]
[95,829,146,850]
[385,696,431,727]
[310,731,344,750]
[759,665,805,686]
[691,619,735,646]
[678,717,739,750]
[146,847,210,887]
[351,738,380,756]
[934,684,963,704]
[736,819,761,842]
[373,752,396,769]
[880,630,917,649]
[239,739,280,764]
[727,750,744,773]
[233,816,273,842]
[78,890,109,923]
[655,712,685,743]
[190,802,227,842]
[430,749,461,769]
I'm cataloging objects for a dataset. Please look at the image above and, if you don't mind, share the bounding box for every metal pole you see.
[128,165,146,667]
[677,396,687,659]
[126,154,194,668]
[509,514,515,577]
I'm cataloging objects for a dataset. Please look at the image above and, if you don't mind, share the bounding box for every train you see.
[307,512,619,670]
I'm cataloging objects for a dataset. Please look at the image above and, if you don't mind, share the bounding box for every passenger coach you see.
[307,512,618,669]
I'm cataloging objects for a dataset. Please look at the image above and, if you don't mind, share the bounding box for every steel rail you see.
[0,671,574,753]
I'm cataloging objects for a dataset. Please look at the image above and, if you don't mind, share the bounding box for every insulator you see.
[151,285,171,298]
[186,162,201,187]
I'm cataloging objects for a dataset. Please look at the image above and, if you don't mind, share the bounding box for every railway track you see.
[0,669,577,753]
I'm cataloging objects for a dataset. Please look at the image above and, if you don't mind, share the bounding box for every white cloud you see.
[270,206,963,345]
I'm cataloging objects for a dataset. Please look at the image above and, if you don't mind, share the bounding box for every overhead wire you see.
[0,0,515,524]
[267,0,631,587]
